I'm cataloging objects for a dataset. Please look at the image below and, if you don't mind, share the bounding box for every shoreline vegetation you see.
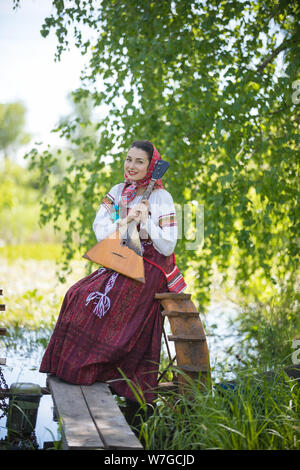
[0,243,299,450]
[1,0,300,449]
[0,163,299,450]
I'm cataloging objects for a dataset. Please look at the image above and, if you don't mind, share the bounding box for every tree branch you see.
[257,37,295,74]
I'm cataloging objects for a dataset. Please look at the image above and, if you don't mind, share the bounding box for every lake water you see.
[0,335,60,449]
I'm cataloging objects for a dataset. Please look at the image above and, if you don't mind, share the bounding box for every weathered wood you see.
[81,383,143,450]
[155,292,191,300]
[159,298,198,313]
[47,376,143,450]
[0,305,5,311]
[47,376,105,450]
[168,335,207,342]
[0,358,6,365]
[156,292,211,391]
[161,310,200,317]
[0,328,7,336]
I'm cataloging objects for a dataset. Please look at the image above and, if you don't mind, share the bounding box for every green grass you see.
[234,295,300,369]
[0,247,86,330]
[0,243,63,262]
[1,288,61,332]
[130,368,300,450]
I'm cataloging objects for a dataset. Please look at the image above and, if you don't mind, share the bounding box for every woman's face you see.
[124,147,150,181]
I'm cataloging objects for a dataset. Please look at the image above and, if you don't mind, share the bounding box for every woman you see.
[40,140,186,404]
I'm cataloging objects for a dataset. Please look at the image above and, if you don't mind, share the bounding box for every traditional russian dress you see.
[40,150,186,403]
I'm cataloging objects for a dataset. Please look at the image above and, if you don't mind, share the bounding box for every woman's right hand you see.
[127,201,149,223]
[126,211,138,223]
[118,201,149,228]
[118,213,135,230]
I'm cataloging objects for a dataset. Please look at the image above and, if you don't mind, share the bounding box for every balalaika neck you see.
[141,178,156,201]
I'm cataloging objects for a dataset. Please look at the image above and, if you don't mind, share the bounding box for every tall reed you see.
[128,367,299,450]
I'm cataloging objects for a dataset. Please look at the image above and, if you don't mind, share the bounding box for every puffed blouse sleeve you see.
[140,189,178,257]
[93,183,123,242]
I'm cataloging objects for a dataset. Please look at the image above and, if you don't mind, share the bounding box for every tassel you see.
[85,271,119,318]
[166,266,187,293]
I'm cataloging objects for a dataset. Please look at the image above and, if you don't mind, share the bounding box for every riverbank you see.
[0,248,299,450]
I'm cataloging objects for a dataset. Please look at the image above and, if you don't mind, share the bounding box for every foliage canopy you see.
[23,0,300,306]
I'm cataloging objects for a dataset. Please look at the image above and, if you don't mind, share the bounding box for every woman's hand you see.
[127,200,150,224]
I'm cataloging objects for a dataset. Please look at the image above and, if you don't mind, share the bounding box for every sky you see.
[0,0,88,162]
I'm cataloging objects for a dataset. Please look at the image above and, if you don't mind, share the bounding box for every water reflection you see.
[0,337,60,449]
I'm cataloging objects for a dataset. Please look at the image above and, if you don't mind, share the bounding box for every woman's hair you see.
[129,140,153,163]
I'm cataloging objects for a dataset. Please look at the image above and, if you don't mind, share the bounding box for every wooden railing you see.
[155,292,211,392]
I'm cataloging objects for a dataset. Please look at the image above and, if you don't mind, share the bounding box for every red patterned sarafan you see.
[40,242,176,403]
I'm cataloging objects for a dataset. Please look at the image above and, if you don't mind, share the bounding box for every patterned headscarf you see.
[121,143,164,208]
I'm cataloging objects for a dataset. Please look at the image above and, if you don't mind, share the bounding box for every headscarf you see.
[121,143,164,209]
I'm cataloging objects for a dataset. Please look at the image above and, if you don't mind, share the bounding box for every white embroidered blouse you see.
[93,183,178,257]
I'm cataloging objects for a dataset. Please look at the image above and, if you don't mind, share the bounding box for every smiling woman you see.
[39,140,187,405]
[124,146,150,182]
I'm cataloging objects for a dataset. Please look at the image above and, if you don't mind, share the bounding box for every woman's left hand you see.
[128,200,150,224]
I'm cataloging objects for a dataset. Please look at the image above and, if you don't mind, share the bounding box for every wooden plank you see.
[0,328,7,336]
[155,292,191,300]
[47,376,105,450]
[168,334,206,342]
[161,310,199,317]
[81,383,143,450]
[158,298,198,313]
[0,289,3,296]
[0,305,5,311]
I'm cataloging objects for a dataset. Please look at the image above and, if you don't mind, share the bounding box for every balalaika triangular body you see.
[83,224,145,283]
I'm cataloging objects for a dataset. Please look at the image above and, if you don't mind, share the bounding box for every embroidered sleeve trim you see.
[101,193,115,214]
[158,212,177,229]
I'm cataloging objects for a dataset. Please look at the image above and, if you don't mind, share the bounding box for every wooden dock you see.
[47,376,143,450]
